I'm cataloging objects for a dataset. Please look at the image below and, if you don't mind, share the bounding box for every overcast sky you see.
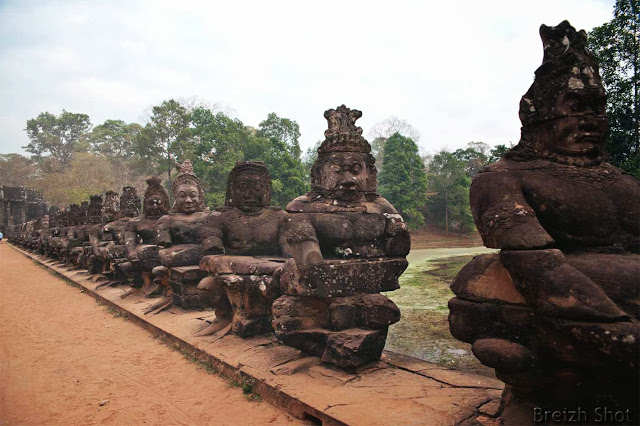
[0,0,613,157]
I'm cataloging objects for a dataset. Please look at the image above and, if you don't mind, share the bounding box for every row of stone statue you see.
[8,103,411,369]
[6,20,639,422]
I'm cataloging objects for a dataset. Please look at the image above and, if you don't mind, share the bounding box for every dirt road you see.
[0,244,298,425]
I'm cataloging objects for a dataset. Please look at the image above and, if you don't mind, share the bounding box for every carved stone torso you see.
[157,211,208,246]
[286,195,403,258]
[102,218,133,245]
[203,207,287,256]
[475,159,640,250]
[128,216,159,244]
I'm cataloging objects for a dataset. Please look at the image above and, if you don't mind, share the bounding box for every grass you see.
[385,255,494,377]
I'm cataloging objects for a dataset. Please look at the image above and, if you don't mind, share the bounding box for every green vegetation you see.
[379,133,428,227]
[8,99,309,209]
[385,255,493,376]
[588,0,639,178]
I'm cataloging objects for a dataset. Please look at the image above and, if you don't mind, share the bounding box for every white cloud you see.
[0,0,613,156]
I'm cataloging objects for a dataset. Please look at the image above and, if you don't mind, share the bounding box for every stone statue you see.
[146,161,208,314]
[91,187,141,281]
[448,21,639,421]
[272,105,410,368]
[66,201,90,266]
[57,204,79,262]
[49,209,69,259]
[120,177,170,298]
[87,191,121,274]
[197,161,288,337]
[79,195,104,270]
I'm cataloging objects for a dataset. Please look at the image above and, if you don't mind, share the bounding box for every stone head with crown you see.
[171,160,205,214]
[509,20,608,166]
[143,177,170,219]
[309,105,378,203]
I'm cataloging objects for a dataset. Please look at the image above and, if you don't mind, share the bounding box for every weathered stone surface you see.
[200,255,283,276]
[271,106,409,368]
[450,254,525,304]
[448,21,640,421]
[279,258,407,297]
[322,328,388,368]
[169,265,206,283]
[197,162,288,337]
[355,293,402,328]
[146,161,209,314]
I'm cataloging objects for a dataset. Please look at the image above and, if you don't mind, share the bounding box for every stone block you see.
[200,255,285,275]
[280,258,408,297]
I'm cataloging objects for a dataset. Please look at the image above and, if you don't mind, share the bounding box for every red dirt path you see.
[0,243,299,425]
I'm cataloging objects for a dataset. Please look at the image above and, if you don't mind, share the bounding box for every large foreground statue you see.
[448,21,639,421]
[272,105,410,368]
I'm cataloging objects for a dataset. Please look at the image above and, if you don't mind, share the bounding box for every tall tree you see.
[33,153,116,206]
[89,120,142,159]
[378,133,428,227]
[23,110,91,166]
[588,0,639,177]
[452,141,490,177]
[0,154,38,186]
[191,107,248,207]
[427,150,474,235]
[489,144,510,163]
[369,117,420,172]
[256,113,302,158]
[134,99,194,198]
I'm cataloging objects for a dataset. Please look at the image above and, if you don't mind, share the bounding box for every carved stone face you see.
[145,194,166,218]
[102,211,117,223]
[233,174,269,208]
[321,152,369,199]
[545,90,608,155]
[175,184,200,214]
[122,203,139,218]
[89,211,102,224]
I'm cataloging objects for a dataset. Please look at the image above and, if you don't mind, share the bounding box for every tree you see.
[0,154,38,186]
[191,107,248,207]
[33,153,116,206]
[23,110,92,166]
[256,113,302,158]
[369,117,420,172]
[489,144,510,163]
[452,141,490,177]
[302,140,322,180]
[89,120,142,159]
[378,133,428,227]
[427,151,474,235]
[134,99,194,199]
[588,0,639,177]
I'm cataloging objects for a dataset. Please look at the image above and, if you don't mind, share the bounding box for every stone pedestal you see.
[169,265,207,309]
[449,254,640,422]
[200,255,284,337]
[273,258,406,368]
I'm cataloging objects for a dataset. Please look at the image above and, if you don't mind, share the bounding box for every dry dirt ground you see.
[0,243,299,425]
